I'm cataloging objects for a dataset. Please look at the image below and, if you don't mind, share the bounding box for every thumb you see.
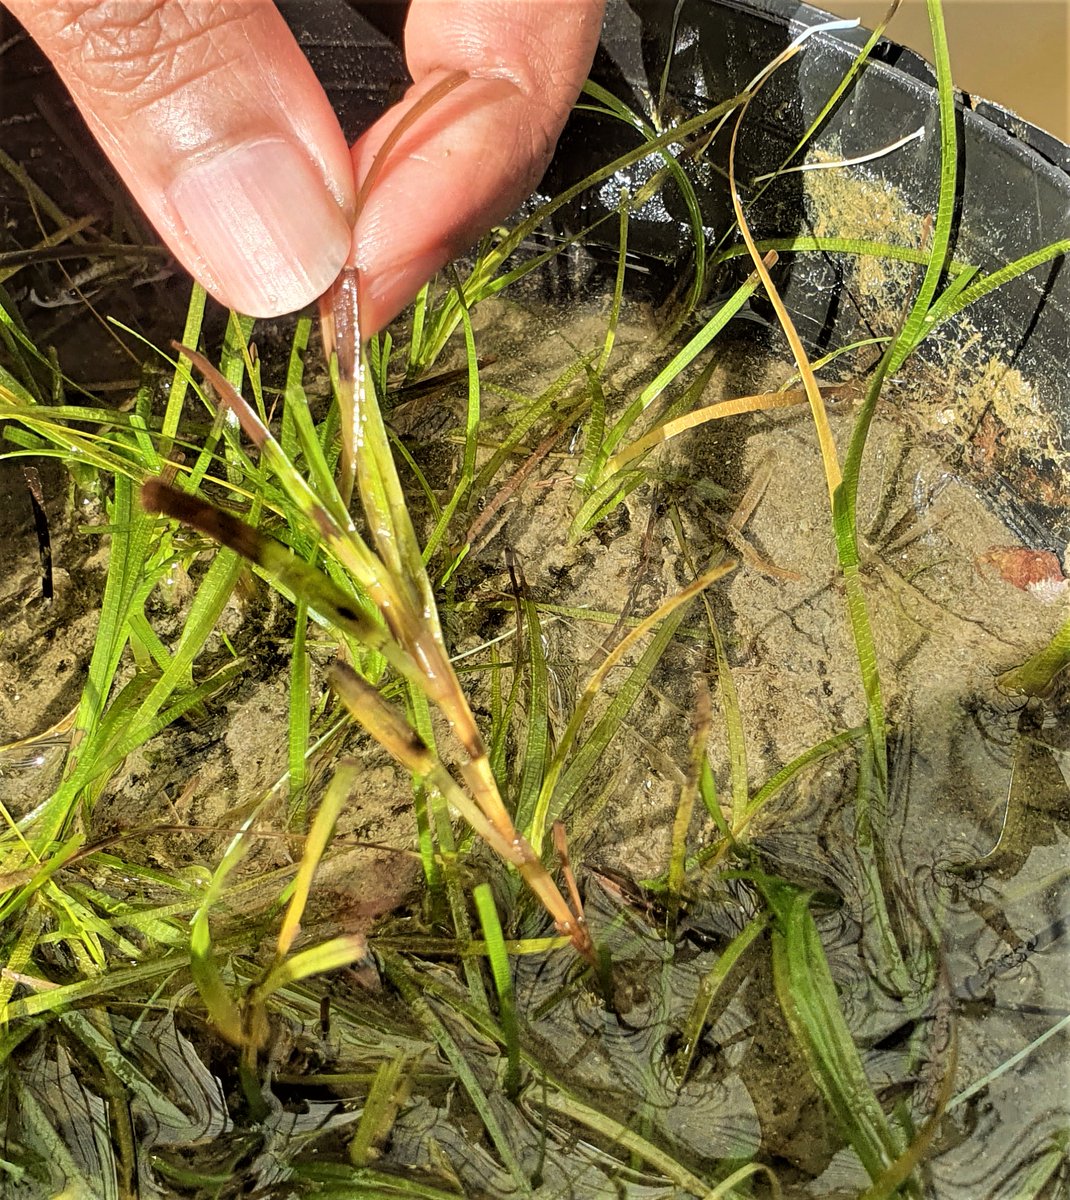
[8,0,355,317]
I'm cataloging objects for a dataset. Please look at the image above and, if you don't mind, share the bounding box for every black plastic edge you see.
[734,0,1070,175]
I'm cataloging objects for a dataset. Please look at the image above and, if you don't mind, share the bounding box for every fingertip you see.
[358,247,451,336]
[350,0,605,332]
[167,137,353,318]
[348,75,538,333]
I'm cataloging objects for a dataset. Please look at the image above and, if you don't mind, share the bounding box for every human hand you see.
[7,0,605,329]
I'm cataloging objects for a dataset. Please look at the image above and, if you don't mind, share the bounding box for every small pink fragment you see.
[979,546,1069,604]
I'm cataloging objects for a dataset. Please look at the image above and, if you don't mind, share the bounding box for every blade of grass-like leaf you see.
[593,259,775,480]
[473,883,520,1098]
[599,204,629,372]
[799,0,900,135]
[465,418,571,559]
[910,260,978,333]
[530,562,733,853]
[714,620,751,825]
[16,333,259,846]
[282,330,348,524]
[280,324,306,463]
[402,685,441,898]
[490,643,523,790]
[346,337,428,604]
[999,1137,1070,1200]
[737,2,900,195]
[330,664,590,957]
[729,112,840,500]
[91,572,244,766]
[762,879,904,1183]
[348,1054,410,1167]
[858,1012,956,1200]
[514,596,550,836]
[832,341,899,786]
[367,330,391,398]
[1,954,186,1021]
[0,282,84,402]
[74,658,244,805]
[581,80,708,327]
[256,935,367,1000]
[162,284,206,443]
[20,558,244,853]
[0,395,159,482]
[568,468,646,541]
[818,255,916,994]
[48,880,144,963]
[67,473,159,767]
[128,607,172,674]
[668,500,748,834]
[543,607,685,842]
[0,902,44,1012]
[0,401,158,429]
[672,912,768,1085]
[577,365,606,490]
[699,757,729,835]
[608,387,808,474]
[997,607,1070,695]
[381,950,531,1194]
[218,310,257,471]
[488,642,505,781]
[948,1012,1070,1113]
[389,429,441,518]
[128,371,162,471]
[707,1162,783,1199]
[189,818,251,1047]
[406,281,431,379]
[164,354,582,954]
[277,760,355,959]
[421,296,480,562]
[535,1080,719,1197]
[60,1010,193,1137]
[445,217,613,323]
[740,727,866,834]
[667,681,711,938]
[472,355,590,502]
[928,238,1070,329]
[414,94,749,370]
[297,1162,470,1199]
[288,599,311,823]
[889,0,957,369]
[407,678,489,1009]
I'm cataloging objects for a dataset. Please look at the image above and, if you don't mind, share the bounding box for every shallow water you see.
[454,289,1070,1195]
[3,267,1069,1195]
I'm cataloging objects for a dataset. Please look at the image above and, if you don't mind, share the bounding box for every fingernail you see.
[167,137,351,317]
